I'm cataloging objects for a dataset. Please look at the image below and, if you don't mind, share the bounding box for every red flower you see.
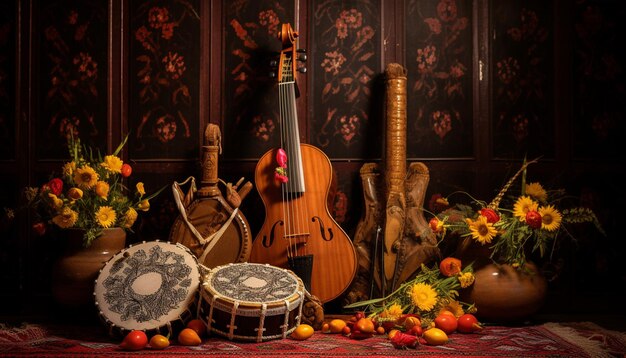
[390,331,418,349]
[32,222,47,236]
[439,257,462,277]
[525,210,542,229]
[479,208,500,223]
[47,178,64,196]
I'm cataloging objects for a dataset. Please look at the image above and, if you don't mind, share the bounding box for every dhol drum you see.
[199,263,305,342]
[94,241,201,337]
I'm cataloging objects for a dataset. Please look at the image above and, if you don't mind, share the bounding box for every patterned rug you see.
[0,321,624,357]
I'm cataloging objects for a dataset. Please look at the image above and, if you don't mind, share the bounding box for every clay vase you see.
[461,261,547,323]
[51,228,126,307]
[456,238,547,323]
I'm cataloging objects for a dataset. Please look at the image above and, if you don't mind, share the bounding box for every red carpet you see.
[1,321,625,357]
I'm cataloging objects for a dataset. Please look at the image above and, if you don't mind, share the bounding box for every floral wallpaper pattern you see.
[492,0,553,159]
[405,0,473,158]
[38,0,108,159]
[572,0,626,159]
[129,0,200,159]
[222,1,293,159]
[0,0,15,160]
[311,0,380,159]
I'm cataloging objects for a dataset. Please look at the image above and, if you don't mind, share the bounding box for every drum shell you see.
[198,263,304,342]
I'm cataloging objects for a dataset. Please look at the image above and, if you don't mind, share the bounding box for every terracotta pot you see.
[51,228,126,307]
[461,262,547,323]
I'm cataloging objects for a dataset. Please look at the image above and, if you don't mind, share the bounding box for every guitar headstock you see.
[271,23,307,89]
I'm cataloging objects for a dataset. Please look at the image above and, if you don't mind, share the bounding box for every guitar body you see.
[251,144,357,303]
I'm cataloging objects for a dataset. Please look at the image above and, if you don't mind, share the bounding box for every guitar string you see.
[279,73,293,260]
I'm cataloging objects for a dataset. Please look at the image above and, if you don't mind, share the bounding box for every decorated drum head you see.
[206,263,300,305]
[94,241,200,336]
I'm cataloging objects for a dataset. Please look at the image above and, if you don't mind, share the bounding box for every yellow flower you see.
[539,205,562,231]
[101,155,123,174]
[122,207,138,228]
[94,181,110,200]
[513,196,538,221]
[526,182,547,202]
[136,182,145,196]
[137,200,150,212]
[62,161,76,177]
[465,216,497,245]
[67,187,83,201]
[52,207,78,228]
[95,206,117,228]
[410,282,438,312]
[73,165,99,189]
[458,272,475,288]
[438,300,465,318]
[383,303,404,318]
[47,193,64,210]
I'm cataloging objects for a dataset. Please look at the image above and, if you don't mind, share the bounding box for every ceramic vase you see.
[51,227,126,307]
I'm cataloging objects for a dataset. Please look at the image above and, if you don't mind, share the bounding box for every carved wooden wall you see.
[0,0,624,314]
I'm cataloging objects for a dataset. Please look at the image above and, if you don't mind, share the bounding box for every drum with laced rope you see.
[94,241,202,337]
[198,262,304,342]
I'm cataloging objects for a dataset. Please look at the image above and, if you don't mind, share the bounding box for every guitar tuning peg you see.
[297,66,307,73]
[269,59,278,68]
[297,53,307,62]
[269,72,276,78]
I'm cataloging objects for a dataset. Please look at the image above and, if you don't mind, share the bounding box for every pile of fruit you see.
[118,319,206,351]
[294,310,482,349]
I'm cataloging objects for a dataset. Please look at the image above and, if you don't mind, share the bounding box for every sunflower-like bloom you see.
[465,216,497,244]
[458,272,475,288]
[47,193,64,210]
[136,182,146,196]
[526,182,548,202]
[73,165,99,189]
[383,303,404,318]
[539,205,562,231]
[62,161,76,178]
[95,206,117,228]
[137,200,150,212]
[95,181,110,200]
[438,300,465,318]
[410,283,438,312]
[513,196,539,221]
[52,207,78,228]
[67,187,83,201]
[122,207,138,228]
[101,155,123,174]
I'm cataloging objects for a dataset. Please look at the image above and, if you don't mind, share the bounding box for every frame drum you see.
[199,263,304,342]
[94,241,200,337]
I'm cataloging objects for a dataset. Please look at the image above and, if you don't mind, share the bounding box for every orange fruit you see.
[403,316,421,331]
[354,318,375,333]
[177,328,201,346]
[291,324,314,340]
[423,328,448,345]
[329,319,347,333]
[321,323,330,333]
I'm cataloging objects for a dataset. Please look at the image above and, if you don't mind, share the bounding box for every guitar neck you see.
[279,80,306,195]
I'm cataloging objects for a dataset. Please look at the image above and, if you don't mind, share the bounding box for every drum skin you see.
[199,263,304,342]
[94,241,201,337]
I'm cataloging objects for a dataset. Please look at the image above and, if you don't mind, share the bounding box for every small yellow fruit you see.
[423,327,448,345]
[321,323,330,333]
[291,324,314,340]
[329,319,347,333]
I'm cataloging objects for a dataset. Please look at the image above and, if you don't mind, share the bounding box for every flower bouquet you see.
[25,135,163,247]
[429,158,605,269]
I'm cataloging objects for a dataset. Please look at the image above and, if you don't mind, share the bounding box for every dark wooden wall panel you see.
[310,0,382,160]
[128,0,201,160]
[491,0,554,159]
[572,0,626,159]
[0,0,16,161]
[405,0,474,158]
[35,0,109,159]
[222,1,295,160]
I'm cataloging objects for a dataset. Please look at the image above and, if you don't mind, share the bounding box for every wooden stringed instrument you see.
[250,23,357,303]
